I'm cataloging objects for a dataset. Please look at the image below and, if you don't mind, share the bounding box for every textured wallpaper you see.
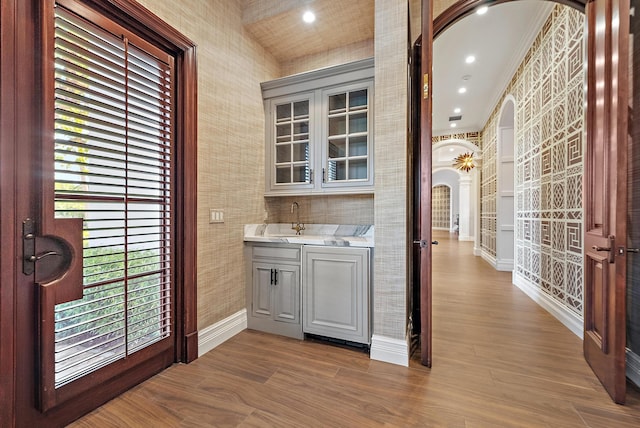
[481,5,585,316]
[134,0,280,330]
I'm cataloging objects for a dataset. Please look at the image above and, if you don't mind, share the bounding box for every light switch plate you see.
[209,209,224,223]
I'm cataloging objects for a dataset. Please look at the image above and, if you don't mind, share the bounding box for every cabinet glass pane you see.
[329,93,346,113]
[349,89,368,110]
[349,159,367,180]
[293,101,309,118]
[292,165,309,183]
[292,142,308,162]
[329,116,346,136]
[349,113,367,134]
[276,124,291,139]
[276,166,291,183]
[276,104,291,121]
[276,145,291,163]
[349,135,368,156]
[327,160,346,181]
[293,121,309,137]
[328,139,346,158]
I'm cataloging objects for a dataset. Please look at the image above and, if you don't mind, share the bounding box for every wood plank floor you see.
[70,232,640,427]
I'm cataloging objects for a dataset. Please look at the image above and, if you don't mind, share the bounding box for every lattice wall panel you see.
[432,185,451,229]
[481,105,498,257]
[481,5,585,316]
[433,131,482,148]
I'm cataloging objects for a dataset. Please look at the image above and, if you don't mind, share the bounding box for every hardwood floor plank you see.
[69,232,640,427]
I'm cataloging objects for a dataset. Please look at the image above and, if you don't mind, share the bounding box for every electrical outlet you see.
[209,209,224,223]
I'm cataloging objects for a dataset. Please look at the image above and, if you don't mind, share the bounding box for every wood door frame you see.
[433,0,587,38]
[0,0,19,425]
[2,0,198,425]
[419,0,434,367]
[48,0,200,364]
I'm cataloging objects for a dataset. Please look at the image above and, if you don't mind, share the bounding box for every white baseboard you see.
[627,349,640,388]
[481,250,497,268]
[473,246,481,256]
[198,309,247,357]
[513,272,583,339]
[370,334,409,367]
[496,258,514,271]
[458,235,474,241]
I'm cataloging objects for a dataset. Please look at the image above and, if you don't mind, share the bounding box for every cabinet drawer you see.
[252,245,301,262]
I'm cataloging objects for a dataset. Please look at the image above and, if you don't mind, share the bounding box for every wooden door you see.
[583,0,629,405]
[3,1,198,425]
[419,0,434,367]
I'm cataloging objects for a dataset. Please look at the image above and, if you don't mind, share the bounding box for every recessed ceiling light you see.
[450,123,457,128]
[476,6,488,15]
[465,55,476,64]
[458,87,467,94]
[454,107,461,114]
[449,147,455,152]
[302,10,316,23]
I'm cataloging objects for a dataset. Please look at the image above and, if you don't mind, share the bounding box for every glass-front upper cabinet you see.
[274,98,312,186]
[323,82,373,189]
[262,58,374,196]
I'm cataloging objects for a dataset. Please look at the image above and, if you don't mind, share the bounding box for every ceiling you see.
[241,0,374,63]
[432,1,553,136]
[241,0,553,136]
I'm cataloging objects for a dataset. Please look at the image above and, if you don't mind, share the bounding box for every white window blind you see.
[52,5,173,387]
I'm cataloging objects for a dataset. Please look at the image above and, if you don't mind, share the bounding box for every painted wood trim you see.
[198,310,248,357]
[261,57,374,98]
[513,272,583,338]
[495,259,514,271]
[370,334,409,367]
[481,250,497,269]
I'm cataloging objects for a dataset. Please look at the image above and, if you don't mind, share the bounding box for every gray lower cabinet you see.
[302,245,370,344]
[246,244,302,339]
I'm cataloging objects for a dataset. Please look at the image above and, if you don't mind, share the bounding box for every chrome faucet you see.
[291,201,305,235]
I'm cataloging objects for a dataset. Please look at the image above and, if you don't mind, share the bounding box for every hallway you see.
[70,232,640,427]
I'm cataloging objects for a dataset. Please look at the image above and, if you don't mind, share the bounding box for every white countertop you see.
[244,224,374,248]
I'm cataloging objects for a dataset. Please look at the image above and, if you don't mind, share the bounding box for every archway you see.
[432,140,482,244]
[418,0,628,404]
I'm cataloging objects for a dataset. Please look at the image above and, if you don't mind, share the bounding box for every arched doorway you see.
[415,0,629,404]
